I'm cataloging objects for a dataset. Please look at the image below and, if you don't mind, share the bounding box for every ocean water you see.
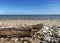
[0,15,60,20]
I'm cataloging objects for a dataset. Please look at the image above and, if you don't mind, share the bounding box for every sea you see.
[0,15,60,20]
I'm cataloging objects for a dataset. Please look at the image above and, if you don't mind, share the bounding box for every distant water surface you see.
[0,15,60,20]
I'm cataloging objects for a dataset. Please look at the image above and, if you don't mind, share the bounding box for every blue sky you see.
[0,0,60,14]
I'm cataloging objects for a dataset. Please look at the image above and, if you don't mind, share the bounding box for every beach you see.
[0,20,60,27]
[0,19,60,43]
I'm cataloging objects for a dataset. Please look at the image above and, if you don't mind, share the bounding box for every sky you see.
[0,0,60,14]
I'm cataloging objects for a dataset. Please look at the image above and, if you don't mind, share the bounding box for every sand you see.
[0,20,60,26]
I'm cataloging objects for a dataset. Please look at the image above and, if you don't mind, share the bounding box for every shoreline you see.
[0,20,60,26]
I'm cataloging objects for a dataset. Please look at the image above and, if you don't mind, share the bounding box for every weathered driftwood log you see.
[0,23,43,31]
[31,23,44,33]
[0,31,31,38]
[0,23,43,38]
[31,23,43,29]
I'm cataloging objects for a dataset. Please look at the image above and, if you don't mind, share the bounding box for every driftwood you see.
[31,23,44,33]
[0,23,43,31]
[31,23,43,29]
[0,31,31,38]
[0,23,43,38]
[0,27,32,31]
